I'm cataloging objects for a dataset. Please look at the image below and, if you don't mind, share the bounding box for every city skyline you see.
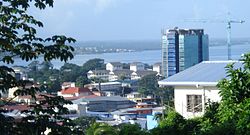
[31,0,250,41]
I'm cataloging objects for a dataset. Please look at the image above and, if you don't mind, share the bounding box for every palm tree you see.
[86,123,118,135]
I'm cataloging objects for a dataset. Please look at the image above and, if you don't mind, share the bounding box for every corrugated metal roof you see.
[158,61,243,86]
[72,96,132,104]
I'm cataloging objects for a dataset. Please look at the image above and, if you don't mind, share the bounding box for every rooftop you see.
[88,70,110,74]
[73,96,133,103]
[153,62,162,66]
[133,70,157,76]
[60,87,92,94]
[108,62,122,66]
[158,61,243,86]
[130,62,144,66]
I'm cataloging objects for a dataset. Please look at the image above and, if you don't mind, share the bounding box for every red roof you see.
[18,94,54,100]
[60,87,92,95]
[2,104,29,111]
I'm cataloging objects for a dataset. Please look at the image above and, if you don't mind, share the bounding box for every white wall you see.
[153,65,161,74]
[130,63,145,72]
[106,63,114,71]
[174,86,220,119]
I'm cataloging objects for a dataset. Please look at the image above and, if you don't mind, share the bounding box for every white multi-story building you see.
[87,70,110,81]
[106,62,123,71]
[158,61,242,119]
[130,62,145,72]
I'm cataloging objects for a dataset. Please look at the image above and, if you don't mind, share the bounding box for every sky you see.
[31,0,250,41]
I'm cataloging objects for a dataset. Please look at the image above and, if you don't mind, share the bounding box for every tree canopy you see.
[0,0,77,134]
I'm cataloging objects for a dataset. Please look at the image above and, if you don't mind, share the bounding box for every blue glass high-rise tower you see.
[161,28,209,78]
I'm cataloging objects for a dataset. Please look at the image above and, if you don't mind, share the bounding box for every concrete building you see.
[158,61,242,119]
[106,62,123,71]
[61,82,76,90]
[85,82,122,96]
[109,69,133,81]
[153,62,162,75]
[161,28,209,78]
[131,70,157,80]
[87,70,110,81]
[130,62,145,72]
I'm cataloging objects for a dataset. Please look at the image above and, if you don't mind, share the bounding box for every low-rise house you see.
[126,92,155,103]
[109,69,133,81]
[131,70,157,80]
[87,70,110,81]
[158,61,242,119]
[8,83,40,98]
[15,93,54,105]
[130,62,145,72]
[85,82,122,96]
[61,82,76,90]
[106,62,123,71]
[58,87,93,98]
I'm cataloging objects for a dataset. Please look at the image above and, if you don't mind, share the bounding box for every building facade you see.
[130,62,145,72]
[161,28,209,78]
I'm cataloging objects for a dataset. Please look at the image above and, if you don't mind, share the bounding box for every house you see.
[8,83,40,98]
[58,87,93,98]
[126,92,155,103]
[130,62,145,72]
[15,93,54,105]
[106,62,123,71]
[131,70,157,80]
[87,70,109,81]
[85,82,122,96]
[158,61,242,119]
[109,69,133,81]
[153,62,162,75]
[71,96,136,112]
[61,82,76,90]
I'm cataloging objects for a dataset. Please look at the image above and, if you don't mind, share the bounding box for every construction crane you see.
[184,14,245,60]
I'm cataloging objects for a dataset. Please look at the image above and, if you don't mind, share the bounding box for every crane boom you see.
[184,17,245,60]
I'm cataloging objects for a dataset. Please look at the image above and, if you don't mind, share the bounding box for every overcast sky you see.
[31,0,250,41]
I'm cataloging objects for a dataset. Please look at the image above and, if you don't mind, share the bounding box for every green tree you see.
[82,58,105,72]
[72,116,96,134]
[118,123,149,135]
[60,63,81,82]
[76,75,91,87]
[0,0,76,134]
[86,123,118,135]
[138,74,158,96]
[155,86,174,108]
[215,53,250,135]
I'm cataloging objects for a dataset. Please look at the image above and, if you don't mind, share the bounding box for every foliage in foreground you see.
[0,0,77,134]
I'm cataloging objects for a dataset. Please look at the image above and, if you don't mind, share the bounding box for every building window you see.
[187,95,202,112]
